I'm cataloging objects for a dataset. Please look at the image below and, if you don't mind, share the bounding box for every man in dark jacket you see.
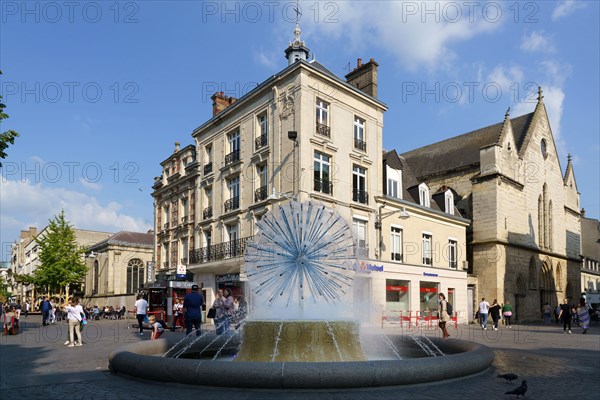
[183,284,204,337]
[40,297,51,326]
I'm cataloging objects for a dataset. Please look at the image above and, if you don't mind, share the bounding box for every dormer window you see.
[445,190,454,215]
[418,183,430,207]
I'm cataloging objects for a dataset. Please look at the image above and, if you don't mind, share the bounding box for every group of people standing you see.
[477,298,514,330]
[556,297,592,334]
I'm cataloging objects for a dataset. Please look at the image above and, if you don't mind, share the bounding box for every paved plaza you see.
[1,316,598,399]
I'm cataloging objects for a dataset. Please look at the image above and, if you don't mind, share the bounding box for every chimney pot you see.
[357,58,362,68]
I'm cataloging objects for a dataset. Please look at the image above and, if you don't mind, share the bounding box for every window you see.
[445,191,454,214]
[225,176,240,211]
[422,233,432,265]
[448,240,457,269]
[541,138,548,159]
[162,242,169,268]
[256,114,268,149]
[316,99,330,137]
[181,238,189,265]
[386,279,410,311]
[226,131,240,165]
[391,227,403,261]
[93,260,99,295]
[171,240,178,267]
[353,218,367,250]
[255,164,268,202]
[203,187,213,219]
[353,116,366,151]
[419,282,438,312]
[419,183,430,207]
[181,197,188,223]
[314,151,333,194]
[127,258,145,293]
[226,224,239,257]
[352,165,368,204]
[388,179,399,198]
[163,204,170,228]
[204,144,213,174]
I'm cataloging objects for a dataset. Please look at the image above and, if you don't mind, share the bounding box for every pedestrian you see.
[543,302,552,325]
[437,293,450,338]
[148,315,166,339]
[554,305,561,324]
[24,301,30,318]
[489,299,501,330]
[63,298,83,347]
[221,289,234,334]
[576,298,591,334]
[478,297,490,330]
[171,298,183,332]
[213,289,225,335]
[558,298,573,334]
[502,301,513,328]
[134,294,149,336]
[183,284,204,337]
[40,296,51,326]
[48,298,56,324]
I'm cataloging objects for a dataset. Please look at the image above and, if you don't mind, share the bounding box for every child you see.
[148,315,166,340]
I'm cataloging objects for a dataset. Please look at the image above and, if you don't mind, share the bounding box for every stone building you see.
[8,227,37,301]
[83,231,154,309]
[581,214,600,304]
[402,91,582,321]
[152,24,470,325]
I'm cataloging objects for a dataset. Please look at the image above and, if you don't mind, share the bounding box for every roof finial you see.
[567,153,572,163]
[537,86,543,102]
[505,106,510,118]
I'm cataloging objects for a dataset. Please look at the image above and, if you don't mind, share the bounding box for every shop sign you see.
[386,285,408,292]
[354,261,384,273]
[146,261,155,283]
[216,273,240,284]
[419,287,438,293]
[423,272,438,277]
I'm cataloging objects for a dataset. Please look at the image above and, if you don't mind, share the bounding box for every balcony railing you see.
[354,138,367,152]
[189,236,253,264]
[203,206,213,220]
[203,162,213,175]
[316,122,331,138]
[255,186,268,202]
[314,178,333,195]
[224,196,240,212]
[352,188,369,205]
[449,261,457,269]
[422,257,432,266]
[225,150,240,166]
[391,253,403,262]
[255,134,268,150]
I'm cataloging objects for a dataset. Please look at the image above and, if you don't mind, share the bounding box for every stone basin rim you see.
[108,334,495,389]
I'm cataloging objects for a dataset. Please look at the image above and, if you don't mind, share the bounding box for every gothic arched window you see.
[127,258,145,294]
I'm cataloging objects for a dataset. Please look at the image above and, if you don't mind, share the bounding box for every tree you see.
[34,211,86,302]
[0,70,20,166]
[0,274,12,303]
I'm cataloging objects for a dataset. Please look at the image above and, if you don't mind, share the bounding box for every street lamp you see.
[267,188,297,201]
[376,203,410,260]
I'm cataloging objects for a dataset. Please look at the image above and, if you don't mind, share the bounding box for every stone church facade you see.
[402,91,581,321]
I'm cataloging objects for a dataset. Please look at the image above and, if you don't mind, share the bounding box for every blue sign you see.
[423,272,438,277]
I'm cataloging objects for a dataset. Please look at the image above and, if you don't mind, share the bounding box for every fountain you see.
[109,201,494,388]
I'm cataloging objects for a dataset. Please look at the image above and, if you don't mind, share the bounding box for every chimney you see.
[174,142,180,153]
[345,57,379,98]
[211,91,238,116]
[581,208,586,218]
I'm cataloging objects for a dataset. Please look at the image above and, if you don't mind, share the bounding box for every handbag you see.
[207,308,216,319]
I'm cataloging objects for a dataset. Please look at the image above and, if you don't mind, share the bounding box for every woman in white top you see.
[63,298,84,347]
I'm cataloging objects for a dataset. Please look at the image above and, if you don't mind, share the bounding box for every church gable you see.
[498,109,521,182]
[563,154,580,212]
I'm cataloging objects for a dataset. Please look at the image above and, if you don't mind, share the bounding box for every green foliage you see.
[0,70,20,166]
[34,211,87,294]
[0,274,11,303]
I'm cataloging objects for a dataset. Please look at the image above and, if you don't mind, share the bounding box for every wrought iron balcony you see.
[354,138,367,152]
[316,122,331,138]
[391,252,403,262]
[203,206,213,220]
[254,186,268,202]
[224,196,240,212]
[352,188,369,205]
[449,261,457,269]
[314,178,333,195]
[203,162,213,175]
[255,134,268,150]
[225,150,240,166]
[189,236,253,264]
[422,257,432,266]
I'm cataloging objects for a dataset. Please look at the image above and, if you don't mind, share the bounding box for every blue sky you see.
[1,0,598,260]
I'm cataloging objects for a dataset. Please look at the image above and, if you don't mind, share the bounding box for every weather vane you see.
[293,0,302,24]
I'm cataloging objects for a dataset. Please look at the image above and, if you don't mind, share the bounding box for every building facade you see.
[83,231,154,309]
[581,215,600,306]
[8,227,37,301]
[402,93,582,321]
[152,26,470,325]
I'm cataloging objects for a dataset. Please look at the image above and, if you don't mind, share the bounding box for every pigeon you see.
[498,373,519,383]
[505,380,527,397]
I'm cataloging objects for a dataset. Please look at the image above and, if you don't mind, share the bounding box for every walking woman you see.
[576,298,591,334]
[437,293,450,338]
[558,298,573,334]
[63,298,84,347]
[489,299,501,330]
[502,301,513,328]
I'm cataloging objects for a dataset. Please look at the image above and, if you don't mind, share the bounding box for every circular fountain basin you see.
[109,331,494,388]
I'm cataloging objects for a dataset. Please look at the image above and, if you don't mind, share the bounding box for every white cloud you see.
[255,51,278,70]
[520,31,555,53]
[0,180,151,239]
[487,65,525,94]
[79,177,102,191]
[552,0,587,21]
[302,1,501,71]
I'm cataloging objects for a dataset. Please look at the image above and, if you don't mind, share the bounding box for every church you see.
[402,92,582,321]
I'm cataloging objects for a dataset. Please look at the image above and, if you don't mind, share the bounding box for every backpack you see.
[446,302,453,317]
[158,320,168,329]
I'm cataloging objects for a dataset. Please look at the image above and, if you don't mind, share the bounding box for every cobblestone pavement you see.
[1,317,598,400]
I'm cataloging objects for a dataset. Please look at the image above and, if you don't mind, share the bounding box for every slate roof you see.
[90,231,154,250]
[401,112,535,179]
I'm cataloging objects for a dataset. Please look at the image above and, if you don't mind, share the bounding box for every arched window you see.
[93,260,99,295]
[566,282,573,299]
[556,263,562,291]
[445,190,454,214]
[538,195,543,247]
[127,258,145,294]
[516,276,526,295]
[528,257,537,289]
[418,183,430,207]
[542,183,548,248]
[548,201,553,250]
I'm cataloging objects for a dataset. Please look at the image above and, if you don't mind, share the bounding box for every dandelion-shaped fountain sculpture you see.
[236,200,367,362]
